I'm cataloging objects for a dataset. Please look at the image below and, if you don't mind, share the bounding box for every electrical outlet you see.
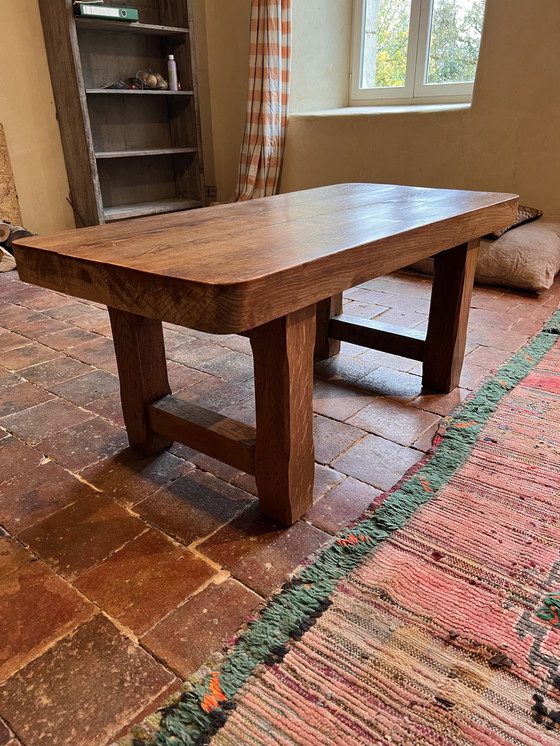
[205,185,217,201]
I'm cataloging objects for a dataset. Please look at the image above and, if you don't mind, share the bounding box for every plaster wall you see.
[290,0,352,113]
[0,0,74,234]
[281,0,560,215]
[198,0,251,201]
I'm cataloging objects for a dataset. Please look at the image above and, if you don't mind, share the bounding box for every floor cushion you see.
[409,215,560,292]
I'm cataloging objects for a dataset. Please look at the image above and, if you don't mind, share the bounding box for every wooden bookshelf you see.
[39,0,205,227]
[103,197,202,222]
[86,89,194,95]
[74,18,189,36]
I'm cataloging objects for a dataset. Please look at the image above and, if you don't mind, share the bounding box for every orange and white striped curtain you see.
[231,0,292,202]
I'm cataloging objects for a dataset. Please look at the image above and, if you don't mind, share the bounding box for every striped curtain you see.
[231,0,292,202]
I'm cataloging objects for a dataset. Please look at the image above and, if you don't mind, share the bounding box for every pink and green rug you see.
[127,309,560,746]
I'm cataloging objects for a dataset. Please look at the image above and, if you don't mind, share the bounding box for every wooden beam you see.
[315,293,343,358]
[108,307,172,454]
[328,314,426,361]
[250,305,316,525]
[423,240,479,392]
[148,395,256,475]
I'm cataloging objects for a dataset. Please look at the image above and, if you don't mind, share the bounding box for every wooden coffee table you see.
[13,184,517,524]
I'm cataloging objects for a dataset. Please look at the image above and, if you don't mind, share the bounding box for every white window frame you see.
[350,0,479,106]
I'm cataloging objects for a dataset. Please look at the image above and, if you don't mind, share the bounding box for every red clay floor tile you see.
[167,338,232,368]
[0,369,21,389]
[18,356,92,387]
[374,308,428,328]
[142,578,263,678]
[66,337,115,366]
[70,308,110,331]
[0,717,14,745]
[36,326,99,351]
[231,464,345,503]
[18,491,147,581]
[44,302,92,321]
[467,324,529,353]
[196,350,254,383]
[0,460,94,534]
[200,505,331,596]
[4,314,61,339]
[467,307,520,329]
[312,463,346,501]
[464,344,513,370]
[167,360,213,390]
[81,448,192,507]
[305,477,383,535]
[0,533,33,581]
[93,355,119,375]
[13,318,68,339]
[355,366,424,402]
[187,452,243,483]
[47,369,119,405]
[0,334,29,353]
[36,416,128,472]
[134,469,255,546]
[508,316,547,335]
[313,354,375,385]
[84,391,126,428]
[331,434,423,491]
[412,422,440,452]
[186,377,254,412]
[0,614,178,746]
[17,290,74,313]
[0,381,53,417]
[74,529,217,635]
[0,559,95,683]
[219,395,256,427]
[346,397,440,447]
[1,399,93,446]
[312,379,375,421]
[1,343,60,372]
[410,387,470,417]
[313,414,366,464]
[0,436,44,484]
[359,347,418,372]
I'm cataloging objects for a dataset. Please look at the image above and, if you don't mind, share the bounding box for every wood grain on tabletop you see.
[14,184,517,334]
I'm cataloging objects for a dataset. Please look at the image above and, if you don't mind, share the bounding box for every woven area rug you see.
[125,310,560,746]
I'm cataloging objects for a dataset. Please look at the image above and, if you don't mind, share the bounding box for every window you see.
[351,0,486,105]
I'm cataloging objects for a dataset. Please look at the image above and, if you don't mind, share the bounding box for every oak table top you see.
[14,183,517,334]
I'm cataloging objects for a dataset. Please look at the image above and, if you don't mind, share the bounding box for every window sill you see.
[289,103,470,117]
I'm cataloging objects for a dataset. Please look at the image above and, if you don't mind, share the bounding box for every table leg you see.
[250,305,316,525]
[423,240,479,393]
[108,307,173,454]
[315,293,343,358]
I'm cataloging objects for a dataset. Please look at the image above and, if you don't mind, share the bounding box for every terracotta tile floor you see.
[0,267,559,745]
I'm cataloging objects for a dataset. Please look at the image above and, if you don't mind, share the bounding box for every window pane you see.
[426,0,485,85]
[361,0,412,89]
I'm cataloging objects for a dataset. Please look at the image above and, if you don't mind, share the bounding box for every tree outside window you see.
[353,0,486,104]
